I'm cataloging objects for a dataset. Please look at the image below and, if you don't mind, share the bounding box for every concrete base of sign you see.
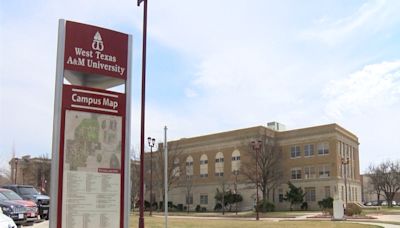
[332,199,345,220]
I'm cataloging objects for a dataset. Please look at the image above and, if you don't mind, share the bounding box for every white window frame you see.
[290,146,301,158]
[291,168,302,180]
[304,144,314,157]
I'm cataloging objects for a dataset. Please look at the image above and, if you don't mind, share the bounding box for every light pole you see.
[251,140,262,221]
[341,157,350,207]
[137,0,148,227]
[148,137,155,216]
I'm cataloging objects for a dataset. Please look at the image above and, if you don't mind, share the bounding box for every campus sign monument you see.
[50,20,132,228]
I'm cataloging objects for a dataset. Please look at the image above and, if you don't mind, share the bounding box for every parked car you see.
[0,207,17,228]
[2,185,49,220]
[381,200,397,206]
[0,192,27,226]
[364,201,379,206]
[0,188,38,225]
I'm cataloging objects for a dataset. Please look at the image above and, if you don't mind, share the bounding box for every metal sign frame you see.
[50,19,131,228]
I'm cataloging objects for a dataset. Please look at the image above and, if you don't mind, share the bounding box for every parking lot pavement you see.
[30,220,49,228]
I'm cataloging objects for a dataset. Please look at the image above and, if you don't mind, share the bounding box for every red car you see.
[0,188,38,225]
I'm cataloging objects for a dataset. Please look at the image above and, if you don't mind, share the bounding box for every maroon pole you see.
[138,0,148,227]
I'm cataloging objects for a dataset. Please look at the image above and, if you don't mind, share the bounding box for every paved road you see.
[31,220,48,228]
[352,222,400,228]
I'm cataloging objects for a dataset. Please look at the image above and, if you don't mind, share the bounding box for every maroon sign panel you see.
[64,21,128,79]
[58,84,126,228]
[62,84,126,115]
[53,20,129,228]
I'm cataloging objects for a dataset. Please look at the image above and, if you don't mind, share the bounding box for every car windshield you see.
[1,191,23,200]
[19,187,39,195]
[0,193,9,201]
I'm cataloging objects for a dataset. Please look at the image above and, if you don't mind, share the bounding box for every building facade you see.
[145,123,361,211]
[8,155,51,194]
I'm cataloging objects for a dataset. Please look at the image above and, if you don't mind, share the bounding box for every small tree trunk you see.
[222,193,225,215]
[377,193,381,205]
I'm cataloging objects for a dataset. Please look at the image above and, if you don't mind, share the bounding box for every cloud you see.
[324,60,400,118]
[301,0,396,45]
[184,88,198,98]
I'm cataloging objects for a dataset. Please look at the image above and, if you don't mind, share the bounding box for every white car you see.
[0,207,17,228]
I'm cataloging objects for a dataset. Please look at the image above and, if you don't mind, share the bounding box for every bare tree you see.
[37,153,51,194]
[183,174,193,213]
[366,164,384,205]
[153,142,185,207]
[0,168,11,185]
[241,136,283,201]
[367,160,400,207]
[215,176,229,215]
[130,146,140,210]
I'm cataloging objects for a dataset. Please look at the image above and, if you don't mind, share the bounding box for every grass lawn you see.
[148,210,312,218]
[130,215,381,228]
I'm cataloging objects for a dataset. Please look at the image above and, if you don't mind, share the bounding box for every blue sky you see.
[1,0,400,172]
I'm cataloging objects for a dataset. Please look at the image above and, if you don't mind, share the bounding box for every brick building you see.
[8,155,51,194]
[145,122,361,211]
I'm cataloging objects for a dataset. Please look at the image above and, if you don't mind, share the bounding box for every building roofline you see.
[277,123,358,142]
[166,125,270,145]
[165,123,358,145]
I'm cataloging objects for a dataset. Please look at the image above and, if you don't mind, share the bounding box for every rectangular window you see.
[186,194,193,204]
[319,165,331,178]
[215,172,224,177]
[200,195,208,205]
[279,194,284,203]
[304,187,316,202]
[304,166,316,179]
[291,168,302,180]
[304,144,314,157]
[200,174,208,178]
[317,142,329,155]
[354,188,358,201]
[324,186,331,198]
[341,186,344,200]
[290,146,301,158]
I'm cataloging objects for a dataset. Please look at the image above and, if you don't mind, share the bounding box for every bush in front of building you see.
[176,204,184,211]
[256,199,275,212]
[214,203,222,211]
[300,202,308,210]
[284,181,305,211]
[195,205,201,212]
[318,197,333,215]
[345,203,362,216]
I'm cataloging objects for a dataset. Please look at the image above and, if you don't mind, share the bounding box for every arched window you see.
[231,150,240,175]
[200,154,208,178]
[215,152,224,177]
[186,156,193,176]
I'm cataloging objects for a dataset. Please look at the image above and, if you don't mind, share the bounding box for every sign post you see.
[50,20,132,228]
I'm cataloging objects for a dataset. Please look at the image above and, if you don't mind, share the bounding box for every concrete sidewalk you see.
[351,222,400,228]
[32,220,49,228]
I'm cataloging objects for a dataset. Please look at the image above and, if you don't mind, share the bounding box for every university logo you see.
[92,31,104,51]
